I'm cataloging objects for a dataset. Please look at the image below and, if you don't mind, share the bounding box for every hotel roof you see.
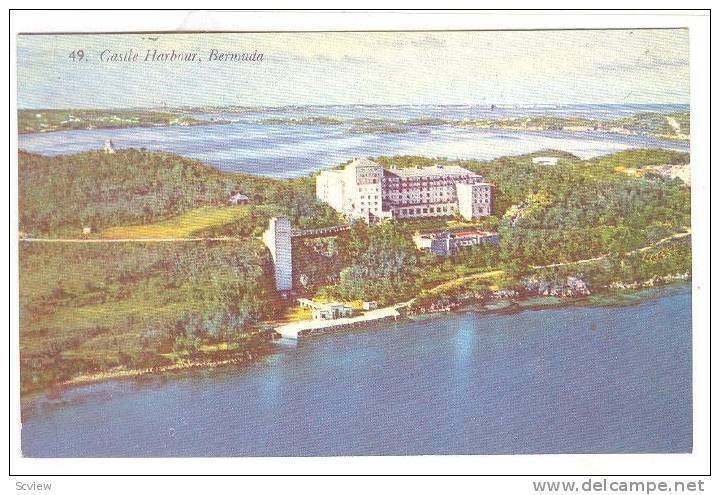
[386,164,479,178]
[346,157,382,169]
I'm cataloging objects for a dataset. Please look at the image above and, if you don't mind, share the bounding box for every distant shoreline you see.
[17,107,690,142]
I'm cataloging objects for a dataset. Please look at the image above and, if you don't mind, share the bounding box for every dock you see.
[275,304,404,339]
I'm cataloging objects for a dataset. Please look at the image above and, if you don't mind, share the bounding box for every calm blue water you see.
[18,104,689,178]
[21,287,692,457]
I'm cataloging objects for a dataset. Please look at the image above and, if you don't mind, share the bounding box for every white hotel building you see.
[316,158,493,223]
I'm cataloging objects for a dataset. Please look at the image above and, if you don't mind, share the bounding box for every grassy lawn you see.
[101,206,249,239]
[160,342,244,361]
[427,269,506,294]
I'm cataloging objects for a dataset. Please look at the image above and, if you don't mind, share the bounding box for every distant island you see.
[257,116,343,125]
[346,112,690,140]
[18,107,690,142]
[18,146,691,394]
[18,109,203,134]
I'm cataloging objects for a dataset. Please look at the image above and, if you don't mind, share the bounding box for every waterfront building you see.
[316,158,492,223]
[412,228,499,256]
[297,298,353,320]
[262,217,293,292]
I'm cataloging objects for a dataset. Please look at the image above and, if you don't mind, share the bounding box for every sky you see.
[16,29,689,109]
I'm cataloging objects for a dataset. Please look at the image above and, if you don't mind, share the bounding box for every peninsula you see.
[18,146,691,394]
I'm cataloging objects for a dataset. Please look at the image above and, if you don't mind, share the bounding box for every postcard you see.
[9,9,711,487]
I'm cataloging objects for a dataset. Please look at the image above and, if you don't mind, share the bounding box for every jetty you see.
[275,304,405,339]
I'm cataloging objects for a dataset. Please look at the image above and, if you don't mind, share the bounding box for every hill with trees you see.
[19,149,341,236]
[18,147,692,392]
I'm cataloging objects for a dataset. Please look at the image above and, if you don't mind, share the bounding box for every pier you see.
[275,304,404,339]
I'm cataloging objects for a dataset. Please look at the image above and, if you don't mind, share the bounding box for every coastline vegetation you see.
[18,109,203,134]
[19,149,341,237]
[343,111,690,140]
[19,240,278,394]
[257,116,343,125]
[19,109,690,142]
[18,146,691,393]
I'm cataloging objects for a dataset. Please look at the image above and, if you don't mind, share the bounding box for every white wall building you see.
[413,228,500,256]
[316,158,492,222]
[457,182,492,219]
[316,158,393,223]
[262,217,293,292]
[315,169,345,212]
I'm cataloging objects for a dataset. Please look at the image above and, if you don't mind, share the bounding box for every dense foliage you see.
[324,222,419,305]
[19,150,341,236]
[19,240,277,393]
[18,147,692,392]
[375,149,690,267]
[345,149,691,299]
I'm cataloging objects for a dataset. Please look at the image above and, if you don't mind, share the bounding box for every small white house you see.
[228,193,250,205]
[532,156,559,166]
[297,298,353,320]
[362,301,378,311]
[313,303,353,320]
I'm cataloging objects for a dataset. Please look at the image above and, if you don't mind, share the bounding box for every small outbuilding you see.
[413,228,499,257]
[228,193,250,206]
[313,303,353,320]
[297,298,353,320]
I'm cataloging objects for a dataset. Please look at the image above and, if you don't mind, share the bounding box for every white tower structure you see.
[262,217,293,292]
[456,182,493,220]
[103,139,116,154]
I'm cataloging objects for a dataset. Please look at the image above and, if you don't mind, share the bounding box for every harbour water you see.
[18,104,689,178]
[21,286,692,457]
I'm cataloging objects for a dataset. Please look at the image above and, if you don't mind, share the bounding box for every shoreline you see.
[19,120,690,144]
[24,281,691,400]
[20,347,272,414]
[404,282,690,327]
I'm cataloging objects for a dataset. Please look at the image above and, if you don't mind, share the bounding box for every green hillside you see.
[19,149,341,237]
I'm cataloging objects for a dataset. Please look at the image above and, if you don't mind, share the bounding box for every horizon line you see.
[17,102,691,112]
